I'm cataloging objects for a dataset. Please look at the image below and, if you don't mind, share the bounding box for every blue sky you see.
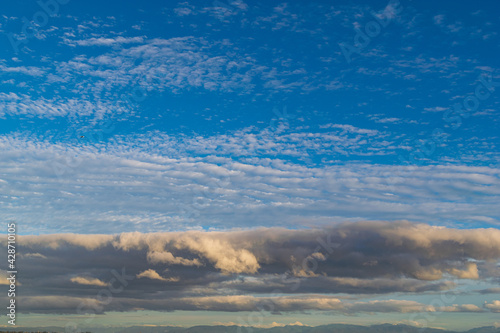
[0,0,499,233]
[0,0,499,330]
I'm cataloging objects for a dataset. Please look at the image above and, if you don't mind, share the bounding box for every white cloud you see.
[66,36,145,47]
[0,132,499,234]
[485,300,500,312]
[424,106,448,112]
[0,93,126,119]
[0,64,46,76]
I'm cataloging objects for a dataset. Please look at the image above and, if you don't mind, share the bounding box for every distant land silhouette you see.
[2,324,500,333]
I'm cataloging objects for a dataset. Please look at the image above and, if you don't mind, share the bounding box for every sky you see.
[0,0,499,331]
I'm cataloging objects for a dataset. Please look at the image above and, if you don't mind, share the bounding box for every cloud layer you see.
[1,132,499,234]
[2,221,499,314]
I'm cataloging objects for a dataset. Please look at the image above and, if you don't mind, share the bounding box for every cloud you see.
[423,106,448,112]
[0,64,45,76]
[448,262,479,279]
[20,253,47,259]
[147,251,202,267]
[264,321,305,328]
[2,132,499,234]
[48,36,273,97]
[0,270,12,285]
[433,14,445,26]
[484,300,500,313]
[22,234,114,251]
[347,300,434,313]
[136,269,179,282]
[70,276,109,287]
[211,321,306,328]
[476,288,500,294]
[7,294,495,315]
[18,296,104,313]
[319,123,380,135]
[174,234,260,274]
[440,304,483,312]
[1,221,500,314]
[0,93,126,119]
[66,36,145,47]
[16,221,500,279]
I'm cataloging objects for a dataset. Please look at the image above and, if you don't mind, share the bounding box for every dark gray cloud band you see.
[1,221,499,314]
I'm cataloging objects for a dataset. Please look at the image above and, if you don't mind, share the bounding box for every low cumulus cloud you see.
[485,300,500,313]
[1,221,500,314]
